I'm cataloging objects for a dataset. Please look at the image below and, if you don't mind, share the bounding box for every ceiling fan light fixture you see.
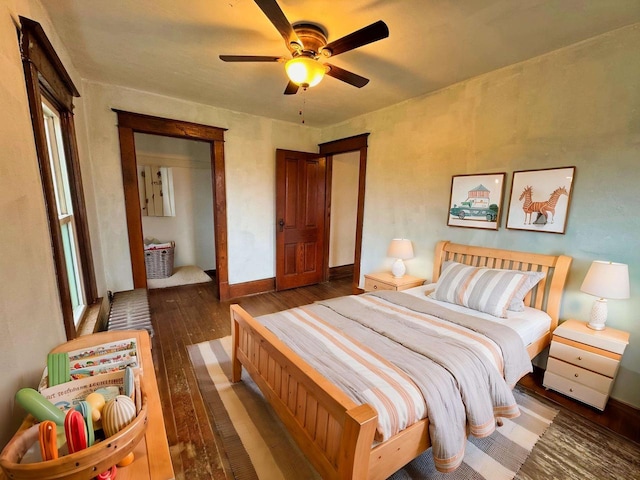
[285,55,326,88]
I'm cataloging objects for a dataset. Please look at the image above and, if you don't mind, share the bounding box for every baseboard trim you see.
[228,277,275,299]
[227,270,356,300]
[329,264,354,280]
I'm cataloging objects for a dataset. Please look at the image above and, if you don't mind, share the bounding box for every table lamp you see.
[580,260,630,330]
[387,239,414,278]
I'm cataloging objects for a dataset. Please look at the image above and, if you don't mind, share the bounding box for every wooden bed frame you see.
[230,241,572,479]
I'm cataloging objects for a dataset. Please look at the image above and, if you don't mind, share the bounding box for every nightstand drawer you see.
[546,357,613,394]
[543,371,608,410]
[364,277,396,292]
[549,341,618,377]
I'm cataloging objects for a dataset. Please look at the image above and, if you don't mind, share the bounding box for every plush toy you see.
[95,465,117,480]
[124,366,135,399]
[15,388,65,425]
[117,452,135,467]
[102,395,136,438]
[75,401,95,447]
[84,391,106,430]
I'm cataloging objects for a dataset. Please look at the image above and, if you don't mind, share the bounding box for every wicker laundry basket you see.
[144,242,174,279]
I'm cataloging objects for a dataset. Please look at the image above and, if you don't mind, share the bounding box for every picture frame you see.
[447,173,506,230]
[506,166,575,234]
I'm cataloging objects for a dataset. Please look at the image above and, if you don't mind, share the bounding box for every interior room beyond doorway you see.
[328,151,359,279]
[135,133,215,288]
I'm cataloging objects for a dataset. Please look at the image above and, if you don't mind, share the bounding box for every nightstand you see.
[363,272,426,292]
[543,319,629,410]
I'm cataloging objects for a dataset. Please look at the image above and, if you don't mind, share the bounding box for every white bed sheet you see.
[401,284,551,346]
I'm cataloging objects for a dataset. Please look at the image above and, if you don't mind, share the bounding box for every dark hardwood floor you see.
[147,278,639,480]
[519,366,640,444]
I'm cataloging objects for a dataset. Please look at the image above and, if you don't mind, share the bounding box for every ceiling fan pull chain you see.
[299,90,306,124]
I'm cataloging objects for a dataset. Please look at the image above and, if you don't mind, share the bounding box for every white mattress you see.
[401,284,552,346]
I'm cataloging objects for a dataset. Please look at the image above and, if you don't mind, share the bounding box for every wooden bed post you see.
[337,404,378,479]
[546,254,573,332]
[432,240,450,282]
[230,306,242,382]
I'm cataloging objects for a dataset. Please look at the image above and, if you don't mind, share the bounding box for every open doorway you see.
[134,133,216,288]
[320,134,369,293]
[327,151,360,280]
[115,110,230,300]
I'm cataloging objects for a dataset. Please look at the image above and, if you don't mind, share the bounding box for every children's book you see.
[37,337,140,410]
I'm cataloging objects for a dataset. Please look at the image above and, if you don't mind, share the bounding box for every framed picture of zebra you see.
[506,166,575,234]
[447,172,506,230]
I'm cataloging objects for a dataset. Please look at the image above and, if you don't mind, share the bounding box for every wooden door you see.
[276,149,326,290]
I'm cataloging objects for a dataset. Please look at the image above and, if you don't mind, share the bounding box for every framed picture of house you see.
[447,173,506,230]
[506,166,575,234]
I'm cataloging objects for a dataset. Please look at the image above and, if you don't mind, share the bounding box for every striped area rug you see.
[188,336,558,480]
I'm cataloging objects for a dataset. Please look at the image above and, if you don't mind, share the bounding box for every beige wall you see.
[321,24,640,407]
[81,81,321,289]
[0,0,100,446]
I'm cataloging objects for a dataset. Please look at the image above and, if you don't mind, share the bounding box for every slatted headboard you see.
[432,241,572,333]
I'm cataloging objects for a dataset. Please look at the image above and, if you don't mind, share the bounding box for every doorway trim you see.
[319,133,369,293]
[114,110,230,300]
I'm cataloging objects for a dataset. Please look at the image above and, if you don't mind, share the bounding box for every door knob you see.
[278,219,285,232]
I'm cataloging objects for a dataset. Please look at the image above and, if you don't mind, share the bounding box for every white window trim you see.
[42,99,86,326]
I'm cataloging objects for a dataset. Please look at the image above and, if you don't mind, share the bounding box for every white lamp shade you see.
[580,261,630,299]
[387,239,414,260]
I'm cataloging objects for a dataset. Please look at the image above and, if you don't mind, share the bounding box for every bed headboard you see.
[432,241,572,332]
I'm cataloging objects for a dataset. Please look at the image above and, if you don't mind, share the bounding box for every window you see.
[20,16,97,339]
[42,99,86,324]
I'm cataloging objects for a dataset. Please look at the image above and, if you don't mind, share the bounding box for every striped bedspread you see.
[255,291,532,473]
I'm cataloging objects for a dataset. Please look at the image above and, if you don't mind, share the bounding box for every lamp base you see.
[391,258,406,278]
[587,298,608,330]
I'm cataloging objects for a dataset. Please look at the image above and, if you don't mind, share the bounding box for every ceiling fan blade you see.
[325,64,369,88]
[219,55,284,62]
[283,81,299,95]
[254,0,302,51]
[322,20,389,57]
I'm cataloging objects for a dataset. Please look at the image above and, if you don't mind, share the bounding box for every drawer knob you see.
[373,285,378,289]
[569,388,574,392]
[574,373,579,378]
[577,356,582,361]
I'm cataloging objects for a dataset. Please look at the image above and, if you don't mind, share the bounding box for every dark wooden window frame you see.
[114,111,230,301]
[319,133,369,293]
[20,16,98,340]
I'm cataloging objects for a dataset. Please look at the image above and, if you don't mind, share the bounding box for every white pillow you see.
[432,261,545,318]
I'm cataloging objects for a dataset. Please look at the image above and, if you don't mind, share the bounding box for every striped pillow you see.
[508,270,546,312]
[432,261,544,318]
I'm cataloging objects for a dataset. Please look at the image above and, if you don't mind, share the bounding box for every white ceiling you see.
[42,0,640,127]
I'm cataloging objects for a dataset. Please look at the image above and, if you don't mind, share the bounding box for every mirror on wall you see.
[139,165,175,217]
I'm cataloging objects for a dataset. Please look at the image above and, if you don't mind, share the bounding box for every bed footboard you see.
[230,305,378,479]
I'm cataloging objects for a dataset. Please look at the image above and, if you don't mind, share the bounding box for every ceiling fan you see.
[219,0,389,95]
